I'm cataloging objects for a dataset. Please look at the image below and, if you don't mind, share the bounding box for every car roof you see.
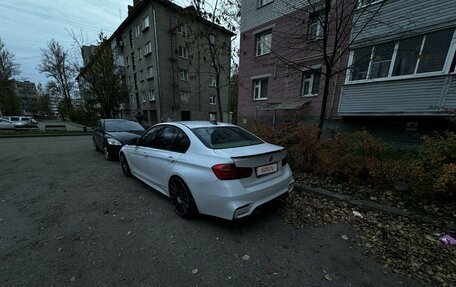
[170,121,236,129]
[103,119,137,122]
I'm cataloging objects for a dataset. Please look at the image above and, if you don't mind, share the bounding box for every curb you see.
[294,183,456,232]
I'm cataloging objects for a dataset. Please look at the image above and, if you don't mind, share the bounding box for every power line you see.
[0,3,115,33]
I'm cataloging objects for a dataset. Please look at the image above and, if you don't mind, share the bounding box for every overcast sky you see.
[0,0,185,85]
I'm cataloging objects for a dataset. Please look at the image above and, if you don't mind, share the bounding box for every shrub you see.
[410,132,456,199]
[315,131,386,184]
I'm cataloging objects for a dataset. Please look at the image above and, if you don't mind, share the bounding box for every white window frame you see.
[209,95,216,105]
[138,48,142,60]
[142,92,146,103]
[256,31,272,56]
[180,69,189,81]
[178,23,187,34]
[210,76,217,87]
[147,66,154,79]
[253,78,268,100]
[135,24,140,37]
[142,16,150,31]
[179,46,188,59]
[301,73,316,97]
[139,70,144,82]
[308,13,323,41]
[144,42,152,56]
[148,89,155,101]
[257,0,273,8]
[346,28,456,84]
[209,34,216,45]
[180,91,190,102]
[131,94,135,104]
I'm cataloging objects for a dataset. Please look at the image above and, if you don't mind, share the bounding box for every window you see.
[129,30,134,48]
[417,29,454,73]
[392,36,422,76]
[126,56,129,67]
[253,78,268,100]
[210,76,217,87]
[138,48,142,60]
[209,34,216,45]
[140,70,144,81]
[308,12,323,41]
[179,46,188,58]
[133,73,138,90]
[135,25,140,37]
[257,0,273,8]
[178,23,187,34]
[131,52,136,70]
[301,71,321,97]
[142,92,146,102]
[142,16,150,30]
[147,66,154,79]
[358,0,383,8]
[154,127,182,152]
[138,126,162,147]
[148,89,155,101]
[349,28,455,82]
[128,76,132,88]
[180,91,190,103]
[256,31,272,56]
[131,94,135,104]
[209,95,216,105]
[144,42,152,56]
[369,43,395,79]
[192,127,264,149]
[180,69,189,81]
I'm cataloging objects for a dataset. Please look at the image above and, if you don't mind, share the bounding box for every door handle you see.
[167,156,176,163]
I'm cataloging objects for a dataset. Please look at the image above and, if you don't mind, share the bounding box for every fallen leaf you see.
[191,268,199,275]
[324,274,333,281]
[341,235,349,240]
[242,255,250,261]
[69,276,76,283]
[127,231,132,236]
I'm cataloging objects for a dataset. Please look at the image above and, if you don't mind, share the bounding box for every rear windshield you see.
[192,127,264,149]
[105,120,145,132]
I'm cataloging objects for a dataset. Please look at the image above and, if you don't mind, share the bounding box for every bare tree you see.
[78,34,127,118]
[0,38,21,115]
[259,0,386,136]
[184,0,237,122]
[38,39,76,116]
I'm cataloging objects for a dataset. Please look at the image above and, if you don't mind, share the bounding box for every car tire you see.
[103,143,113,161]
[169,177,198,218]
[93,139,100,151]
[120,153,132,177]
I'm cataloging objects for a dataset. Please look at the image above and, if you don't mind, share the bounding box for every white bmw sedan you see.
[119,121,294,220]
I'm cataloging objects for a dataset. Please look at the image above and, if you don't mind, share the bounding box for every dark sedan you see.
[93,119,145,160]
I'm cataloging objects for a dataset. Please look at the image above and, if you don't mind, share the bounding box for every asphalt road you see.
[0,136,421,287]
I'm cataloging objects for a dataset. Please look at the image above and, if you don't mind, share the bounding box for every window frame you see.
[180,91,190,103]
[346,28,456,84]
[144,42,152,56]
[135,24,140,37]
[148,89,155,101]
[253,78,268,101]
[142,16,150,31]
[300,71,321,97]
[179,46,189,59]
[308,12,323,41]
[147,66,154,79]
[178,23,187,34]
[257,0,273,8]
[209,95,216,105]
[255,30,272,56]
[357,0,384,9]
[179,69,189,81]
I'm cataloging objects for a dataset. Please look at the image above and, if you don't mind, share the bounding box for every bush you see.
[315,131,386,185]
[249,121,321,172]
[410,132,456,199]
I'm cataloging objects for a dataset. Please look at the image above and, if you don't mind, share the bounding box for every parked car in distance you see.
[2,116,36,128]
[119,121,295,220]
[93,119,145,161]
[0,118,15,130]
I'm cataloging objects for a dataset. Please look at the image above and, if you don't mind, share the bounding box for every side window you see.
[173,132,190,153]
[154,127,179,151]
[139,126,162,147]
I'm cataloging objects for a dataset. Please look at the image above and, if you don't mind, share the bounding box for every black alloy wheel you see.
[169,177,197,218]
[120,153,132,177]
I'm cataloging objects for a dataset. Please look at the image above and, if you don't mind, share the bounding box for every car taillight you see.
[282,155,288,166]
[212,164,252,180]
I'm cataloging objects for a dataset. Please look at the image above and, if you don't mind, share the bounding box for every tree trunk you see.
[318,71,332,138]
[216,73,224,122]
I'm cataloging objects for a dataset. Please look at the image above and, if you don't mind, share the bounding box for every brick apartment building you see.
[14,80,38,115]
[109,0,234,124]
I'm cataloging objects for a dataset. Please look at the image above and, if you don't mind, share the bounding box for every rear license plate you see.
[256,163,278,176]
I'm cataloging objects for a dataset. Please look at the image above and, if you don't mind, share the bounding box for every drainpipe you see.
[152,5,162,122]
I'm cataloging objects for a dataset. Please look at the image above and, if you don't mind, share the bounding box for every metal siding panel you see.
[339,77,449,114]
[353,0,456,45]
[445,77,456,107]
